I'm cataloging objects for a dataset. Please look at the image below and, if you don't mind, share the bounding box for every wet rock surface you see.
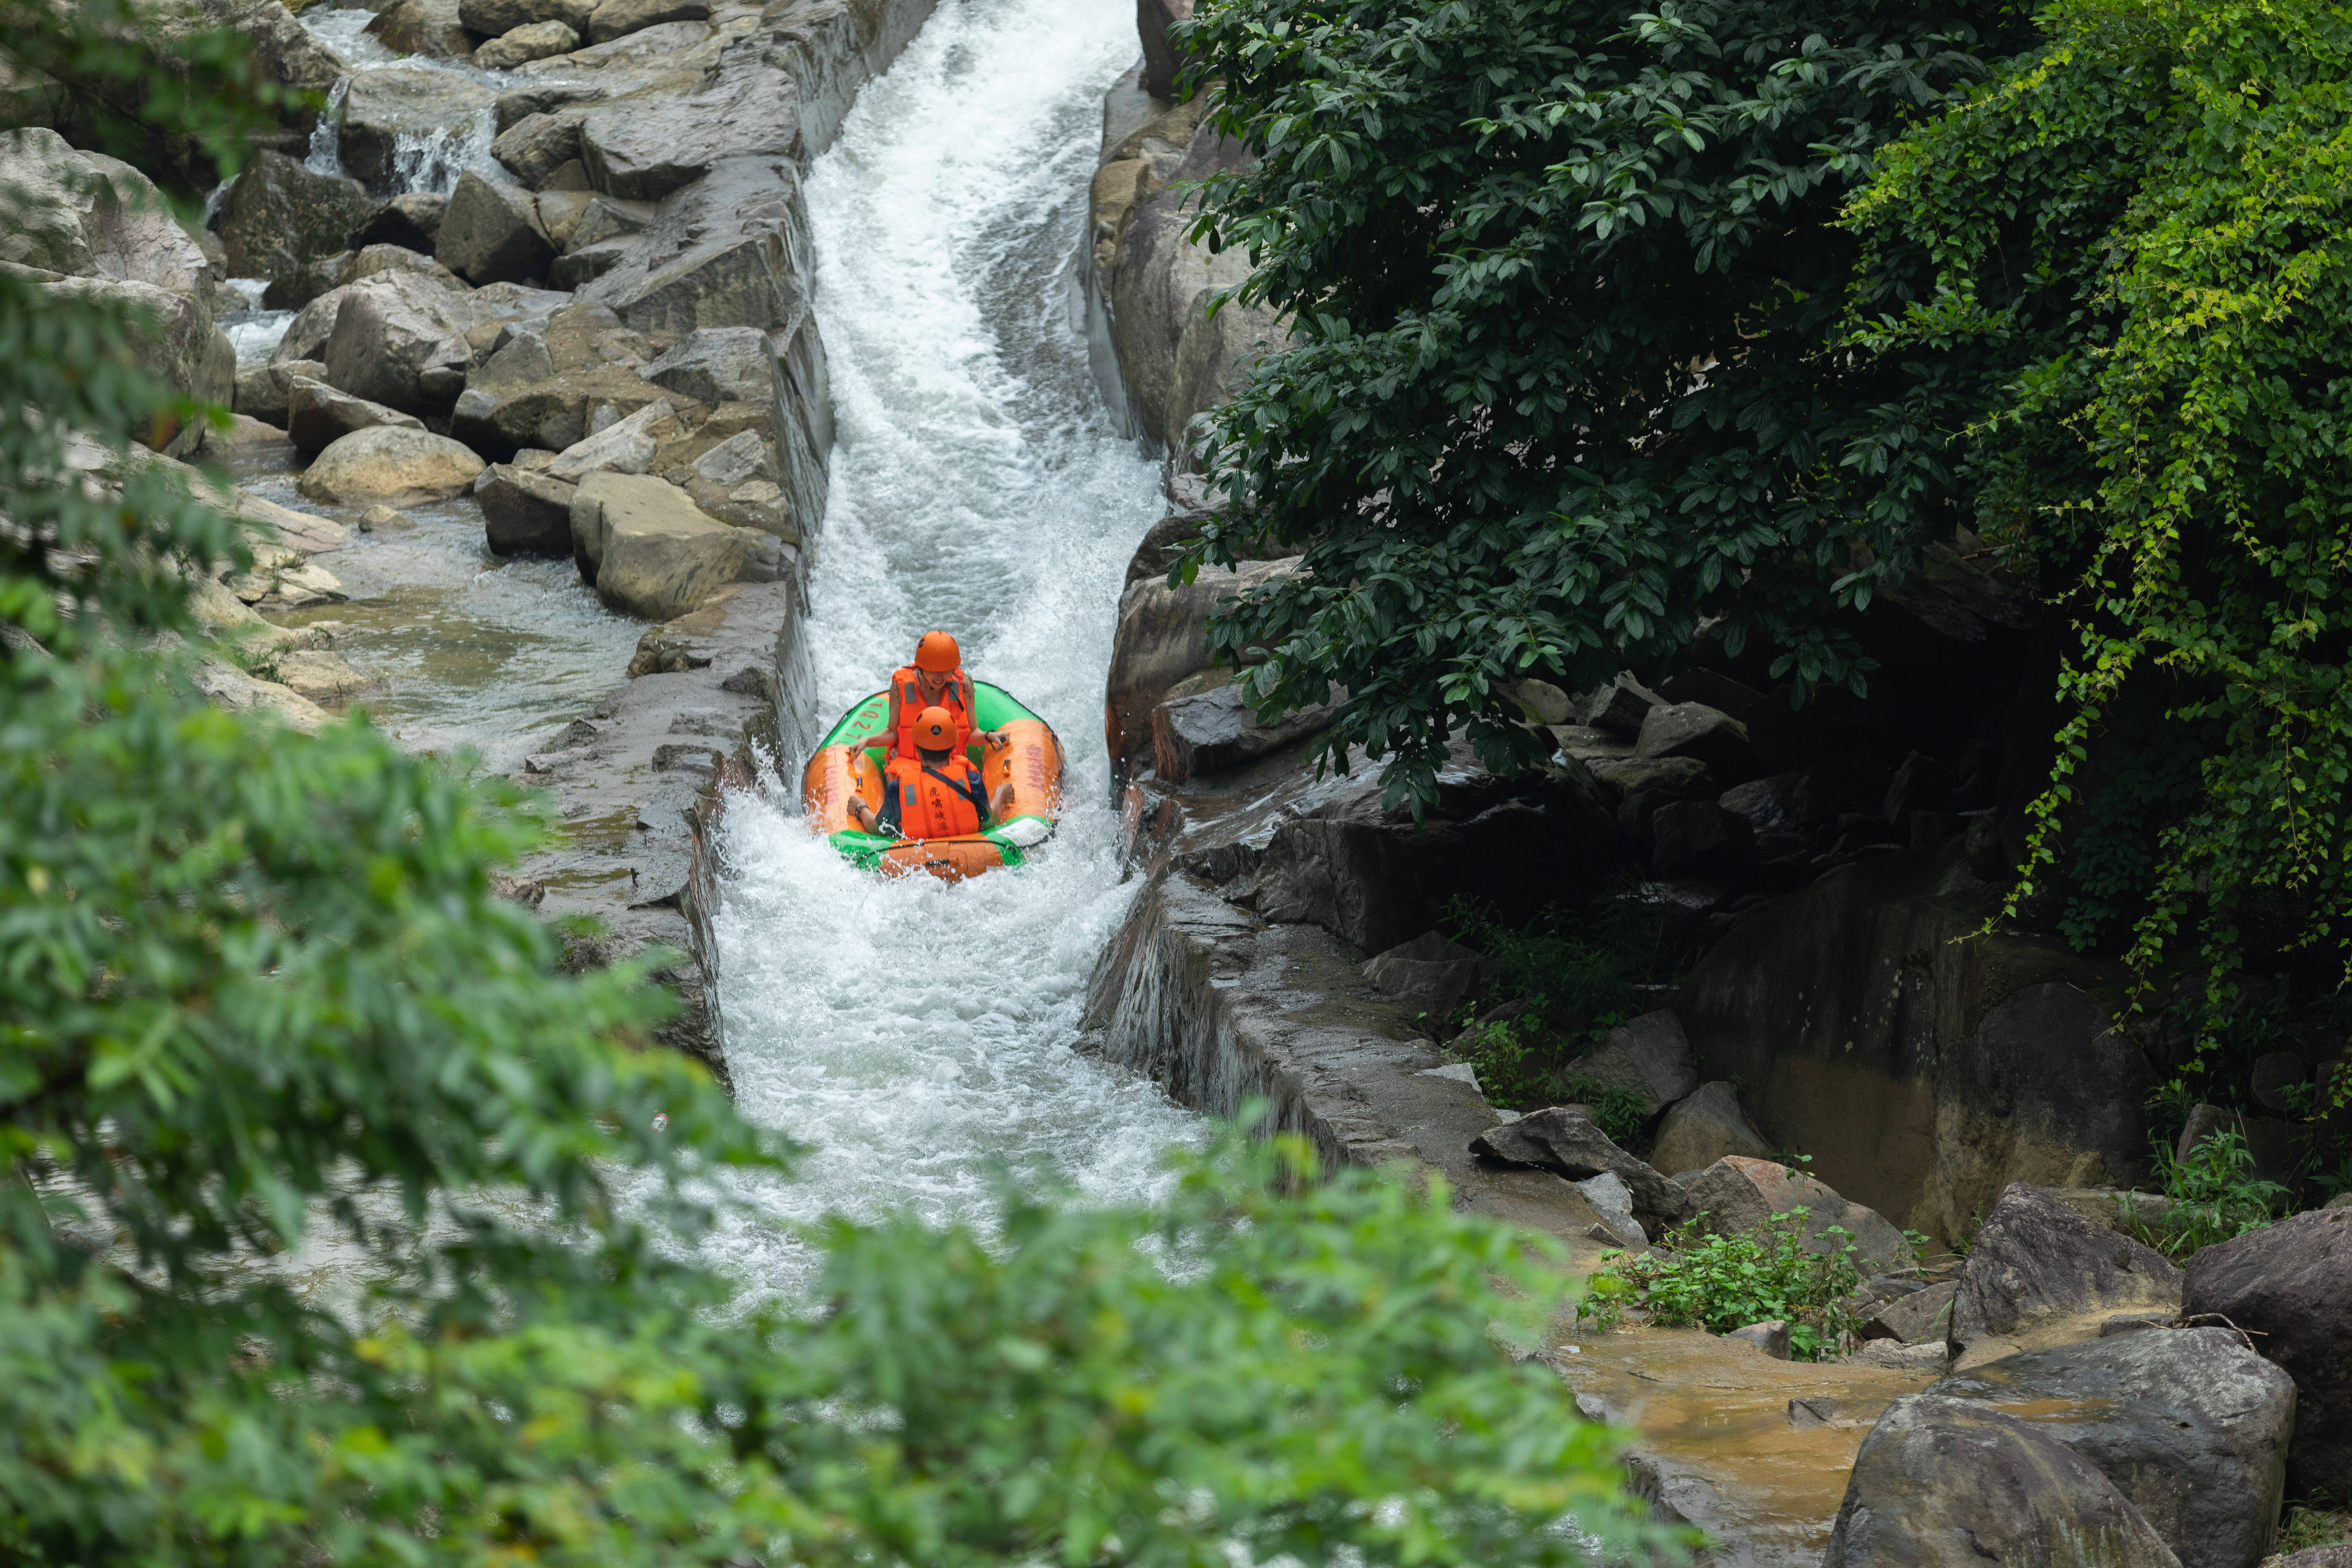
[2183,1207,2352,1496]
[1951,1182,2184,1366]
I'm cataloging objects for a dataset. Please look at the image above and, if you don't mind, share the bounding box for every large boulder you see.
[319,271,476,416]
[365,0,475,57]
[0,130,211,301]
[286,376,424,458]
[1104,555,1300,769]
[475,19,579,68]
[1676,840,2159,1248]
[490,110,586,190]
[1635,701,1763,782]
[1680,1155,1913,1267]
[459,0,586,36]
[1248,770,1623,955]
[353,193,450,254]
[545,397,674,480]
[36,275,231,455]
[1151,678,1335,783]
[574,52,797,202]
[1927,1329,2296,1568]
[214,149,374,286]
[435,170,556,286]
[640,326,774,404]
[569,471,758,620]
[590,232,799,334]
[50,0,341,188]
[298,427,485,503]
[1650,1082,1773,1175]
[1565,1010,1697,1116]
[1825,1395,2183,1568]
[477,463,578,555]
[584,0,708,42]
[2183,1207,2352,1497]
[1137,0,1195,97]
[337,69,502,194]
[448,302,667,459]
[1951,1182,2183,1364]
[1468,1106,1693,1232]
[1360,931,1481,1027]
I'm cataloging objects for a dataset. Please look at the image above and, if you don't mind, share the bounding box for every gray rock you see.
[545,397,672,481]
[689,428,772,488]
[1850,1338,1954,1372]
[1649,799,1756,877]
[320,271,476,416]
[1724,1320,1791,1359]
[365,0,474,57]
[1138,0,1193,96]
[297,427,485,504]
[1469,1105,1693,1231]
[1927,1328,2297,1568]
[1580,674,1664,736]
[458,0,566,39]
[1825,1395,2183,1567]
[567,193,657,250]
[448,303,666,459]
[0,131,211,303]
[2250,1052,2308,1114]
[477,463,578,555]
[1636,701,1762,782]
[536,190,594,248]
[1566,1010,1697,1116]
[1586,755,1713,836]
[233,357,326,426]
[435,170,555,287]
[1152,681,1335,783]
[213,149,374,287]
[641,326,774,404]
[36,275,229,454]
[286,376,425,459]
[1576,1171,1646,1247]
[2183,1206,2352,1497]
[490,110,586,189]
[1866,1280,1959,1344]
[1360,931,1482,1028]
[1650,1082,1773,1175]
[352,194,450,254]
[1511,678,1573,725]
[2273,1552,2352,1568]
[1105,556,1300,769]
[493,82,604,133]
[1952,1182,2183,1361]
[574,54,795,201]
[337,68,501,194]
[570,471,754,620]
[584,0,708,43]
[475,19,578,67]
[1681,1156,1913,1268]
[594,233,797,332]
[343,243,465,293]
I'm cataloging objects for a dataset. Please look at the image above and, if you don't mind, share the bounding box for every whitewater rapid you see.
[702,0,1199,1290]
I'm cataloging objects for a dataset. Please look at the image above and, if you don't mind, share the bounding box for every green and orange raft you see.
[801,681,1065,880]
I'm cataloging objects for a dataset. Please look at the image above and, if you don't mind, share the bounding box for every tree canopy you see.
[1177,0,2352,1010]
[0,7,1653,1560]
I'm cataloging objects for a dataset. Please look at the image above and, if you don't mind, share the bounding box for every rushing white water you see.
[702,0,1196,1292]
[295,9,502,194]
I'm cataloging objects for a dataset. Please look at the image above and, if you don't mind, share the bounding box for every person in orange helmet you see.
[877,629,1006,763]
[850,705,1015,840]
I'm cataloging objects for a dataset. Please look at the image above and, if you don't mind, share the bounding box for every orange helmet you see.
[912,706,957,750]
[915,629,961,673]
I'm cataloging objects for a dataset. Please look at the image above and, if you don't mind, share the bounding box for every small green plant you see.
[2277,1494,2351,1553]
[1452,1014,1559,1111]
[1580,1209,1867,1362]
[2119,1128,2285,1258]
[1560,1075,1648,1146]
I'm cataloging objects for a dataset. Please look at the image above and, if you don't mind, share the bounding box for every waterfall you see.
[696,0,1197,1293]
[390,105,499,196]
[305,77,352,177]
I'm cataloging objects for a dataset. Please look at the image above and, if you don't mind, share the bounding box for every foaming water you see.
[703,0,1194,1291]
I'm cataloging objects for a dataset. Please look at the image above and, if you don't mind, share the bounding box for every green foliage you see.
[2277,1496,2351,1554]
[1169,0,2026,814]
[1844,0,2352,1018]
[2117,1129,2286,1259]
[2,14,1658,1564]
[1559,1076,1648,1147]
[1580,1210,1865,1361]
[1450,1014,1555,1112]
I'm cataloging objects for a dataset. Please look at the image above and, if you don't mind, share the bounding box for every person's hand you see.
[984,729,1009,750]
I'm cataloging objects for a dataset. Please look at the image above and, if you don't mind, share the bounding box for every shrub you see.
[2118,1128,2286,1258]
[1580,1210,1867,1362]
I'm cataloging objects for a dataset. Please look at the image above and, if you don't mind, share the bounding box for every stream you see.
[697,0,1200,1292]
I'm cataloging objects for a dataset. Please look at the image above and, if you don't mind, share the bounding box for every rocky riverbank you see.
[6,0,941,1072]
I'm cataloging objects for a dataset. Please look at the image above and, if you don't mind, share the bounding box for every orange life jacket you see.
[880,754,989,840]
[890,665,974,760]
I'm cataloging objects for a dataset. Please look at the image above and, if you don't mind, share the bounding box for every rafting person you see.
[878,629,1008,761]
[850,706,1016,841]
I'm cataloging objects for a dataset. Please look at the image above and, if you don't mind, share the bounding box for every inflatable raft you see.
[802,681,1064,880]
